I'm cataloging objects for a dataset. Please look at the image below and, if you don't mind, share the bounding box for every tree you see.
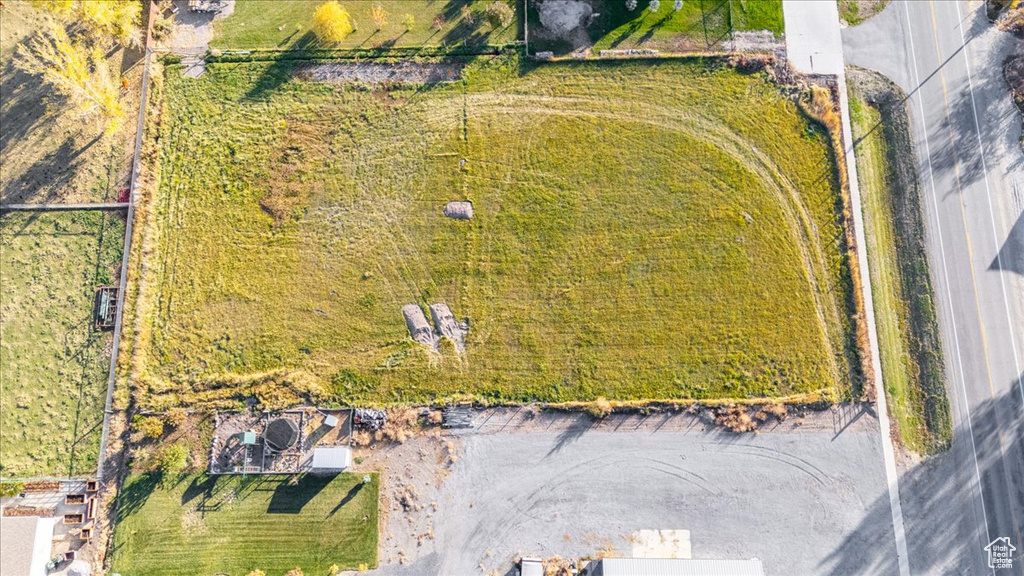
[626,0,638,11]
[159,442,189,479]
[312,1,355,44]
[674,0,684,10]
[484,1,514,28]
[371,2,389,30]
[32,0,141,47]
[433,15,445,31]
[649,0,661,12]
[402,13,415,32]
[17,25,126,136]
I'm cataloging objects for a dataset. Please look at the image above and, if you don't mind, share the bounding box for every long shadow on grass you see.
[117,473,161,520]
[267,473,338,513]
[243,32,316,101]
[328,482,364,517]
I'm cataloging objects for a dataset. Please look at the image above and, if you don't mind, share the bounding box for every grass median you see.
[848,67,952,453]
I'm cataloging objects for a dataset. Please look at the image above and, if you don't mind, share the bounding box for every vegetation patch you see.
[133,54,858,408]
[838,0,889,26]
[848,68,952,453]
[531,0,783,55]
[212,0,519,51]
[0,211,125,477]
[0,1,142,204]
[111,472,379,575]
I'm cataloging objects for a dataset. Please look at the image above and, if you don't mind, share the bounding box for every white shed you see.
[310,447,353,473]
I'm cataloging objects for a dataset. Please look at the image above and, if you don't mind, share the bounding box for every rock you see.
[443,201,474,220]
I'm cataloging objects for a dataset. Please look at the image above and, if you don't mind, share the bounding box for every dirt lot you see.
[351,406,897,575]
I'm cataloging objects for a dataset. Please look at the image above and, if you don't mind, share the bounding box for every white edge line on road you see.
[952,0,1024,407]
[902,2,994,570]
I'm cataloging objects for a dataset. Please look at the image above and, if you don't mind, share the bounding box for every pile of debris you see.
[354,408,387,431]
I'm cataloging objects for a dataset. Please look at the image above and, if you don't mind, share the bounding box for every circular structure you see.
[264,418,299,452]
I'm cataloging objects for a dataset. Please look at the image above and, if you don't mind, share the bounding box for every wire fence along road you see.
[94,0,158,483]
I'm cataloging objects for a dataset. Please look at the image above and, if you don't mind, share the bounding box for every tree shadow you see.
[266,473,338,514]
[116,472,161,521]
[819,386,1024,575]
[243,31,316,101]
[327,482,364,516]
[545,417,592,457]
[181,474,217,505]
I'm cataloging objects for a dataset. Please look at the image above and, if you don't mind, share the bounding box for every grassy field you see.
[0,1,141,204]
[848,70,950,452]
[585,0,783,53]
[0,211,125,477]
[111,472,379,575]
[212,0,519,51]
[132,54,857,408]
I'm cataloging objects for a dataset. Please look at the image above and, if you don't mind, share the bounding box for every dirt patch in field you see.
[294,61,464,85]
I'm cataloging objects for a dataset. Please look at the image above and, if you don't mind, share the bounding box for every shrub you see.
[715,405,757,433]
[165,407,187,428]
[0,481,25,498]
[461,5,475,24]
[371,2,389,30]
[403,13,415,32]
[626,0,638,11]
[485,1,514,28]
[586,397,613,419]
[433,15,445,31]
[135,415,164,439]
[159,442,189,478]
[245,571,266,576]
[312,2,355,44]
[649,0,661,12]
[285,568,304,576]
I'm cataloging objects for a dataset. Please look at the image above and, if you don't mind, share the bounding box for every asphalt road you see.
[365,408,897,576]
[844,2,1024,573]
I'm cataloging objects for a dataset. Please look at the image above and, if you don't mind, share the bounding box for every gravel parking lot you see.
[355,405,898,576]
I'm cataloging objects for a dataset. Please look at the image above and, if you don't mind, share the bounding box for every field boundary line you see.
[95,0,157,483]
[0,202,129,212]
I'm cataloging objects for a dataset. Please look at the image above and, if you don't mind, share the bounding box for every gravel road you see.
[356,406,897,576]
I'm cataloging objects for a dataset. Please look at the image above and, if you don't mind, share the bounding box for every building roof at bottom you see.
[590,558,766,576]
[0,516,55,576]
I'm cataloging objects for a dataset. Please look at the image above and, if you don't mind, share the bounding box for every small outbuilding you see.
[310,447,353,473]
[0,516,55,576]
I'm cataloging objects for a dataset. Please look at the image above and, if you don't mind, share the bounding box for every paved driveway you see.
[360,408,897,576]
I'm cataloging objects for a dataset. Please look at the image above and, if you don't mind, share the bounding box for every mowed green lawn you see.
[111,473,379,575]
[212,0,519,51]
[590,0,783,53]
[0,212,124,477]
[136,55,855,408]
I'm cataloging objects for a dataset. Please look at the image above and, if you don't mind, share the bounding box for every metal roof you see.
[0,516,54,576]
[310,446,352,471]
[590,558,766,576]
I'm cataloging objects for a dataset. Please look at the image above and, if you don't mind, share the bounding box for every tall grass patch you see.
[134,55,856,407]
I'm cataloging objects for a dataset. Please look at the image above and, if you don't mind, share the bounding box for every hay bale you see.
[443,201,474,220]
[402,304,437,349]
[429,302,467,352]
